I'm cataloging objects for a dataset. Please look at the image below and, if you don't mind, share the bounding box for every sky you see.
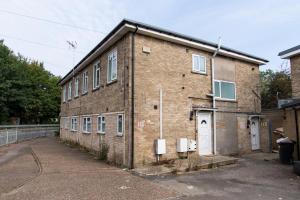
[1,0,299,76]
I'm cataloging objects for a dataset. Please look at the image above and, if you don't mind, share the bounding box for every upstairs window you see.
[68,81,72,100]
[107,50,117,83]
[97,115,105,134]
[214,80,236,100]
[192,54,206,74]
[117,114,124,136]
[74,76,79,97]
[63,86,67,102]
[93,62,100,89]
[71,117,78,131]
[82,71,88,94]
[82,117,91,133]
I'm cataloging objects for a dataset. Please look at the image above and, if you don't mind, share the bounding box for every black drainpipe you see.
[130,27,138,169]
[294,108,300,160]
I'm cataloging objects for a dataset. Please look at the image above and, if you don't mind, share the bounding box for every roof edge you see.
[59,19,268,85]
[278,45,300,59]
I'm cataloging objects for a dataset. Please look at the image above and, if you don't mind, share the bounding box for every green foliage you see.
[260,69,292,109]
[0,40,61,124]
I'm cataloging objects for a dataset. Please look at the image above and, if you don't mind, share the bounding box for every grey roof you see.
[59,19,268,84]
[278,45,300,56]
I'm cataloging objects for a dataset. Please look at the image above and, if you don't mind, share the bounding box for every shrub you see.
[97,143,109,161]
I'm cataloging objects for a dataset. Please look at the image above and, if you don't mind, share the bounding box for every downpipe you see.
[211,37,222,155]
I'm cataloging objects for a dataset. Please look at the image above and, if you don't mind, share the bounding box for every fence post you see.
[16,126,18,143]
[6,128,8,145]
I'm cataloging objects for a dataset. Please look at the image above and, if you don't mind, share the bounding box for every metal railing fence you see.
[0,124,59,146]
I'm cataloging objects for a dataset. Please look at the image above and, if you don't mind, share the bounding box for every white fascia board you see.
[60,24,136,85]
[280,49,300,59]
[137,27,216,52]
[137,27,267,65]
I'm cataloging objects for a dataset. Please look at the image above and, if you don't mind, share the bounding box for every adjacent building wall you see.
[283,109,300,160]
[290,55,300,98]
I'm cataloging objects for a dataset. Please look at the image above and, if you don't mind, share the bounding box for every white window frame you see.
[82,116,92,133]
[107,49,117,83]
[97,115,105,134]
[71,116,78,131]
[214,80,236,101]
[93,62,100,89]
[74,76,79,97]
[82,71,88,94]
[63,86,67,102]
[117,114,124,136]
[68,81,72,100]
[192,54,206,74]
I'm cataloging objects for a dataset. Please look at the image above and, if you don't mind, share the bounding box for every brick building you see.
[279,45,300,160]
[59,19,269,168]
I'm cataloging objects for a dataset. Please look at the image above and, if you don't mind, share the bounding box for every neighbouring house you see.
[278,45,300,160]
[59,19,269,168]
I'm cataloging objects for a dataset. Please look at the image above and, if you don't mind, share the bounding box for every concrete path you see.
[0,138,178,200]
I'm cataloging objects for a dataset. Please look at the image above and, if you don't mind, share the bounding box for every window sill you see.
[71,130,77,132]
[191,71,207,75]
[215,98,237,103]
[67,99,72,102]
[116,133,123,137]
[74,95,79,99]
[81,92,88,96]
[106,79,117,86]
[82,131,91,135]
[92,87,100,92]
[97,132,105,135]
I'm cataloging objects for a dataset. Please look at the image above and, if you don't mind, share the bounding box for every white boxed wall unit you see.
[177,138,188,152]
[155,139,166,154]
[188,139,197,151]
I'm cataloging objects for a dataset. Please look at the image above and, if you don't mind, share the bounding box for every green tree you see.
[0,40,61,124]
[260,69,292,109]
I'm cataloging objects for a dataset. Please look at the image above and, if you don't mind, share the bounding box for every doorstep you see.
[132,155,238,176]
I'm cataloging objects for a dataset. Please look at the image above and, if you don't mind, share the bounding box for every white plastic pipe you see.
[212,37,222,155]
[159,88,163,139]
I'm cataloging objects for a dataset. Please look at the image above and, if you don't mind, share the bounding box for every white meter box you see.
[188,139,197,151]
[177,138,188,152]
[155,139,166,154]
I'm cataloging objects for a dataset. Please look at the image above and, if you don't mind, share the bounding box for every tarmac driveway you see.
[1,137,300,200]
[0,137,177,200]
[148,153,300,200]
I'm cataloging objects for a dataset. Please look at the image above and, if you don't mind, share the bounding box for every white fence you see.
[0,124,59,146]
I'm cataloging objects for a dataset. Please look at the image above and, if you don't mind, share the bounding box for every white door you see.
[251,118,260,150]
[197,112,212,155]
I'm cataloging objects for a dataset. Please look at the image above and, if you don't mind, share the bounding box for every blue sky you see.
[1,0,299,76]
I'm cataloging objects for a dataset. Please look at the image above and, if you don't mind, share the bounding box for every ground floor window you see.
[117,114,124,136]
[82,117,92,133]
[71,117,78,131]
[97,115,105,134]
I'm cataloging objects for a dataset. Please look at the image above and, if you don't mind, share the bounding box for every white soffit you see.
[280,49,300,59]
